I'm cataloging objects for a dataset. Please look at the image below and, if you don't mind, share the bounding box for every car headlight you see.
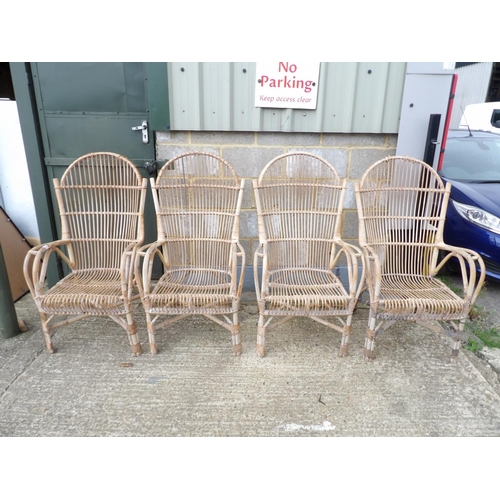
[452,200,500,235]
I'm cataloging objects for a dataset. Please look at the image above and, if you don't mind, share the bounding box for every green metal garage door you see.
[12,62,169,285]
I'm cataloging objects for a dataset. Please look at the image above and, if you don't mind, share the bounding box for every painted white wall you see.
[0,99,39,242]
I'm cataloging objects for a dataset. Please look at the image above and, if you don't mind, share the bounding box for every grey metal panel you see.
[231,62,262,130]
[319,63,358,132]
[168,62,202,130]
[450,62,493,128]
[168,62,406,133]
[381,62,408,132]
[396,73,454,166]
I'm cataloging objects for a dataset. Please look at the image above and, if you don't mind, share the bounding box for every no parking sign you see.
[254,62,320,110]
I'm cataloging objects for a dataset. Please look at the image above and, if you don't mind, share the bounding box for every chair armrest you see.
[434,243,486,304]
[231,240,246,298]
[356,244,384,299]
[331,240,366,300]
[23,239,73,296]
[253,241,268,302]
[120,240,144,294]
[134,240,169,297]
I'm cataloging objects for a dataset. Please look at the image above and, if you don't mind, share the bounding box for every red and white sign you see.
[255,62,320,110]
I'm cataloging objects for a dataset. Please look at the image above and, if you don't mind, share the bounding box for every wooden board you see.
[0,207,32,301]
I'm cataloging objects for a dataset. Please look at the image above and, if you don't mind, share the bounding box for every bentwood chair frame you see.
[253,152,365,357]
[355,156,485,362]
[135,152,246,356]
[23,152,148,355]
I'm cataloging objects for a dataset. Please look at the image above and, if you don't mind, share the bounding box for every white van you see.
[459,102,500,134]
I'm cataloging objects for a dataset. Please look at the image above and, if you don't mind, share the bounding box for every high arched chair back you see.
[357,155,447,277]
[24,152,147,355]
[253,152,364,357]
[355,156,485,362]
[136,152,246,356]
[56,152,146,271]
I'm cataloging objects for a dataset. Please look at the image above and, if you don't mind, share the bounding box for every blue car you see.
[439,129,500,281]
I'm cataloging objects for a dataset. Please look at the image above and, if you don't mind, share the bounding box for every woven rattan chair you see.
[23,152,148,355]
[253,152,365,357]
[355,156,485,362]
[135,152,246,356]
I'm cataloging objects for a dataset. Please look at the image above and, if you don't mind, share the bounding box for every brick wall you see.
[156,130,397,283]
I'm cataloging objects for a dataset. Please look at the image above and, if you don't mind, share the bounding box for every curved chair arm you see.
[357,244,384,299]
[330,240,366,301]
[23,239,74,296]
[136,239,247,300]
[253,240,268,303]
[134,240,169,299]
[433,243,486,305]
[120,241,145,299]
[231,240,246,298]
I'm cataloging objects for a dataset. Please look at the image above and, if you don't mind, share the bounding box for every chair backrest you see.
[254,152,345,271]
[152,152,243,270]
[355,156,450,276]
[54,152,147,270]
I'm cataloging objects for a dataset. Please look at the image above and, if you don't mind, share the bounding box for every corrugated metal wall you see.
[450,62,493,128]
[167,62,406,133]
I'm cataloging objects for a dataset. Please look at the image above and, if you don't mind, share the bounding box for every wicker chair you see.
[135,152,246,356]
[23,152,147,355]
[253,152,365,357]
[355,156,485,362]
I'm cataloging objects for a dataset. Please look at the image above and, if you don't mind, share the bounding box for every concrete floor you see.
[1,281,500,437]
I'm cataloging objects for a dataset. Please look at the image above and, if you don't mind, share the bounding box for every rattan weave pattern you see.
[24,152,147,355]
[253,152,365,357]
[136,152,246,355]
[355,156,485,362]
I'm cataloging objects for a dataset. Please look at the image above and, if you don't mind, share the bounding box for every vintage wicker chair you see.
[135,152,246,355]
[355,156,485,362]
[253,152,365,357]
[23,152,148,355]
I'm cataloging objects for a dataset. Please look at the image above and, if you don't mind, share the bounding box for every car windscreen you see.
[441,136,500,182]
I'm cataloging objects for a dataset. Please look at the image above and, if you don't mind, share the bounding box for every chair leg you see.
[145,312,157,354]
[450,321,465,363]
[126,312,142,356]
[257,314,266,358]
[232,313,242,357]
[363,329,376,361]
[40,313,55,354]
[339,316,352,357]
[363,313,377,361]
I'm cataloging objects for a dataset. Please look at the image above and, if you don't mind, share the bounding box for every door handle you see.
[131,120,149,144]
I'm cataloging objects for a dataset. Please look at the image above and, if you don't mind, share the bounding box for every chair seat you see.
[146,268,237,314]
[261,268,351,315]
[375,275,466,320]
[39,269,127,315]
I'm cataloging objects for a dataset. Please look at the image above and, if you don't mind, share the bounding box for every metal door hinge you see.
[132,120,149,144]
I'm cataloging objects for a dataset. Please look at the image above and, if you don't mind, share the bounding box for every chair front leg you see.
[364,311,377,361]
[450,320,465,364]
[232,312,242,357]
[339,315,352,357]
[257,314,266,358]
[145,312,157,355]
[40,312,55,354]
[125,309,142,356]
